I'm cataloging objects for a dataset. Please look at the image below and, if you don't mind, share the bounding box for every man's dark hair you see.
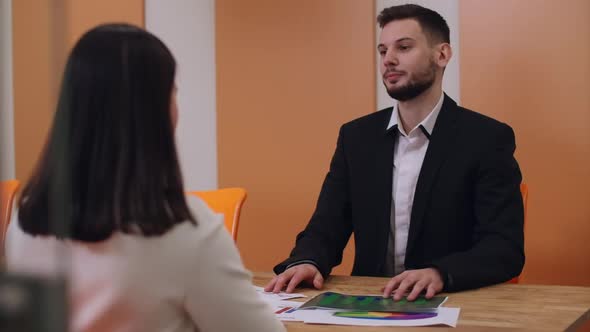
[377,4,450,45]
[17,23,195,242]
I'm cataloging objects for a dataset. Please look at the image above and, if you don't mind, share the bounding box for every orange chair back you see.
[187,188,246,241]
[508,182,528,284]
[1,180,20,254]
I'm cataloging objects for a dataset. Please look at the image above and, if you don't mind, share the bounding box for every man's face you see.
[378,19,440,101]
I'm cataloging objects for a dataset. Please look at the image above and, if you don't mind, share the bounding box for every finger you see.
[272,269,294,293]
[264,276,278,292]
[382,276,401,298]
[406,281,427,301]
[272,275,287,293]
[312,272,324,289]
[425,283,437,299]
[393,278,414,301]
[285,270,306,293]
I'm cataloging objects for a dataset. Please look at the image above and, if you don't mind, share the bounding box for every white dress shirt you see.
[384,92,444,276]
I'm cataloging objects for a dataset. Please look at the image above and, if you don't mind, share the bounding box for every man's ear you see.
[435,43,452,68]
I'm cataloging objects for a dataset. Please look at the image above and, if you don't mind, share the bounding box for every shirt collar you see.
[386,91,445,138]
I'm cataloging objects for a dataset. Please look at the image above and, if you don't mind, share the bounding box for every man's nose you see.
[383,48,398,67]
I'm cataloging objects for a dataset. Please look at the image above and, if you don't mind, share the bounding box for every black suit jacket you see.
[275,95,525,292]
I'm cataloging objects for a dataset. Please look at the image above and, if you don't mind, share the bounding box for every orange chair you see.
[1,180,20,254]
[187,188,247,242]
[508,183,528,284]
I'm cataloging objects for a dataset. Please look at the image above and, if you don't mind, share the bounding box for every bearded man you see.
[266,4,525,300]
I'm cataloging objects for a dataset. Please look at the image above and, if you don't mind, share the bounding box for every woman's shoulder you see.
[156,195,228,256]
[185,195,222,226]
[169,195,223,238]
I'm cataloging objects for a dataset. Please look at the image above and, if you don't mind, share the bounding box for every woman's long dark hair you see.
[18,23,194,242]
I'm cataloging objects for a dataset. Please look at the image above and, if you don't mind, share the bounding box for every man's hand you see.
[264,264,324,293]
[382,268,444,301]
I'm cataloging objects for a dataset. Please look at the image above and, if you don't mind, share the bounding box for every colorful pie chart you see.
[333,311,437,320]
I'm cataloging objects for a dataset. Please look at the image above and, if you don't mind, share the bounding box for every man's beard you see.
[384,60,437,101]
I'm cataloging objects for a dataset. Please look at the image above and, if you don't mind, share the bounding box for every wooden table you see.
[253,272,590,332]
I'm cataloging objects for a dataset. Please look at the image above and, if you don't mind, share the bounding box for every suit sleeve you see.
[274,126,353,278]
[430,123,525,291]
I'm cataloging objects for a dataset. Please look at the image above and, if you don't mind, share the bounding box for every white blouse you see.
[6,195,285,332]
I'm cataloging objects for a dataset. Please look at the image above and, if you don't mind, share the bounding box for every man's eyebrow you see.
[377,37,416,48]
[395,37,415,43]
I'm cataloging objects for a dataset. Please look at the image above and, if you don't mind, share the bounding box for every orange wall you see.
[63,1,144,51]
[216,0,375,274]
[460,0,590,286]
[12,0,60,182]
[13,0,144,182]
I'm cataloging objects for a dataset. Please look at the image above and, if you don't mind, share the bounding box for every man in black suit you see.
[265,4,524,300]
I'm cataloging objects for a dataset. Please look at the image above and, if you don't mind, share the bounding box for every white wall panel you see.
[0,0,15,180]
[146,0,218,190]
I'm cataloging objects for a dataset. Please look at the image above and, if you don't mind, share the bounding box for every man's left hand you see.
[382,268,444,301]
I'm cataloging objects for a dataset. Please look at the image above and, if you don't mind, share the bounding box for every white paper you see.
[254,286,307,301]
[297,307,461,327]
[267,300,303,321]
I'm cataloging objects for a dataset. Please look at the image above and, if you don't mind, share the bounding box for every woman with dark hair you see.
[6,23,285,332]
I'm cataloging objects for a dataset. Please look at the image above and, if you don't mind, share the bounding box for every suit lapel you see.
[406,95,460,255]
[373,110,396,273]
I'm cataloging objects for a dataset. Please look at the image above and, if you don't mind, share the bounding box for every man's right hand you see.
[264,264,324,293]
